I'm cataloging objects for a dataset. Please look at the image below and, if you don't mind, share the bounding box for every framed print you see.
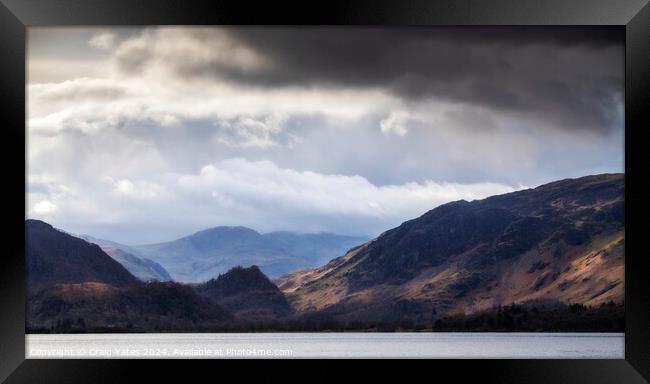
[1,0,649,382]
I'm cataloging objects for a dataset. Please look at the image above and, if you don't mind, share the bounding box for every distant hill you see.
[132,227,368,282]
[26,220,139,291]
[195,265,293,320]
[79,235,172,282]
[278,174,624,325]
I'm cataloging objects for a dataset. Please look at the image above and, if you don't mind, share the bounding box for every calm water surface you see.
[26,332,624,358]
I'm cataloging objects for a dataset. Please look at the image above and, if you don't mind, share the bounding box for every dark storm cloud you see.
[29,27,625,243]
[118,27,622,134]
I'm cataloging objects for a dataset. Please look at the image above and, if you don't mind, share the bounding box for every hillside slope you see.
[27,281,233,332]
[278,174,624,324]
[26,221,232,332]
[26,220,139,291]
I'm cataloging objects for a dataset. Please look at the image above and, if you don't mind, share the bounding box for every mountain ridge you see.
[278,173,624,324]
[129,226,369,282]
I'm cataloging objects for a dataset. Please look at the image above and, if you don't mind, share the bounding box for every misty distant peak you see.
[131,226,370,282]
[192,225,261,237]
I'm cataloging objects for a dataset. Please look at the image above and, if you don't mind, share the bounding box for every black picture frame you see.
[1,0,649,382]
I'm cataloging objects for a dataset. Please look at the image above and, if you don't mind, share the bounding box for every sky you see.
[27,27,624,244]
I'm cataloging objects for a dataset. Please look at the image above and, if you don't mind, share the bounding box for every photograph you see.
[23,25,627,359]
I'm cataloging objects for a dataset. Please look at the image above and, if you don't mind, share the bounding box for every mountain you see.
[195,265,293,320]
[278,174,624,325]
[132,227,368,282]
[79,235,172,282]
[134,226,292,282]
[26,221,233,331]
[26,220,139,291]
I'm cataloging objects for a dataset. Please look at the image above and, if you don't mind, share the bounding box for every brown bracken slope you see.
[278,174,624,324]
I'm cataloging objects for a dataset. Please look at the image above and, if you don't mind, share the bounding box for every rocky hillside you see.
[278,174,624,324]
[195,266,294,321]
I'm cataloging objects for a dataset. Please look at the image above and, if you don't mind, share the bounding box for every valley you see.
[26,173,625,332]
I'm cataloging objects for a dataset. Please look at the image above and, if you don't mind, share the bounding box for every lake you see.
[26,332,624,358]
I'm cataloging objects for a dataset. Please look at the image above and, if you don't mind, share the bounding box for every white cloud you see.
[88,32,117,50]
[380,111,409,136]
[26,157,517,243]
[30,78,126,104]
[174,158,517,234]
[32,200,59,215]
[109,178,163,199]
